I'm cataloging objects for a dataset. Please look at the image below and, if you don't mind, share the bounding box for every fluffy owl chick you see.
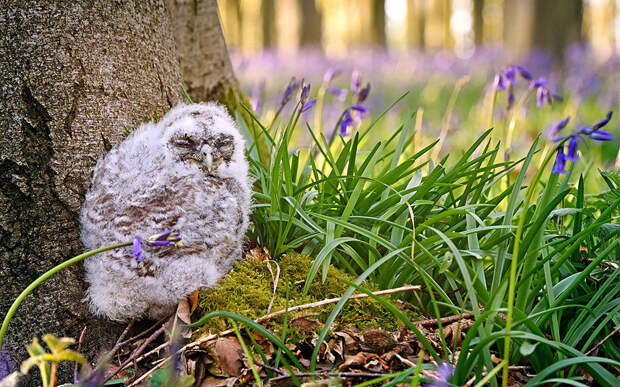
[80,103,252,321]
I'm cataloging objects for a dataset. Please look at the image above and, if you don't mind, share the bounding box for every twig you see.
[585,325,619,355]
[265,260,280,314]
[106,320,135,363]
[253,360,286,375]
[414,313,475,328]
[128,358,169,387]
[118,316,167,347]
[269,371,389,383]
[73,327,87,384]
[104,315,172,383]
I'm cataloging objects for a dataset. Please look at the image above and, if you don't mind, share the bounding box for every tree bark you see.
[168,0,240,104]
[532,0,583,63]
[0,0,238,384]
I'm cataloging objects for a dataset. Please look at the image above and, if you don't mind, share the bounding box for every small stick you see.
[415,313,475,328]
[73,326,87,384]
[585,325,619,355]
[106,320,135,363]
[269,371,389,383]
[104,316,172,383]
[253,360,286,375]
[118,316,167,347]
[265,260,280,314]
[128,358,168,387]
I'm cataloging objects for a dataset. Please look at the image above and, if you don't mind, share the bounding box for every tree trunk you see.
[298,0,323,50]
[407,0,427,49]
[262,0,276,49]
[0,0,238,384]
[532,0,583,63]
[473,0,484,46]
[371,0,387,48]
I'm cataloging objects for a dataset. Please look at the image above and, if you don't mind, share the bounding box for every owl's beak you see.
[200,145,215,172]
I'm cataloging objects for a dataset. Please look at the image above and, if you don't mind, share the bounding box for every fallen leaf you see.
[214,337,243,376]
[291,315,321,333]
[362,329,396,353]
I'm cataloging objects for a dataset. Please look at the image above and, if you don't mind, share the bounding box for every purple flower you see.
[131,231,183,261]
[132,237,144,262]
[494,73,507,90]
[425,363,454,387]
[494,65,532,108]
[301,99,316,113]
[356,83,371,103]
[591,111,612,131]
[551,111,613,174]
[516,65,533,80]
[327,86,347,101]
[323,68,340,83]
[531,77,561,107]
[300,82,311,105]
[549,116,571,137]
[552,147,568,174]
[279,77,300,109]
[340,110,355,136]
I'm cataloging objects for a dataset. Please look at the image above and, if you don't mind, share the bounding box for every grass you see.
[217,81,620,386]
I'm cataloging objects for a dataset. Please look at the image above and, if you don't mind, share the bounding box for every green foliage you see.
[229,94,620,386]
[20,334,86,387]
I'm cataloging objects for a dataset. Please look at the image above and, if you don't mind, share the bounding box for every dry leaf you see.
[362,329,396,353]
[215,337,243,376]
[291,315,321,333]
[189,290,200,313]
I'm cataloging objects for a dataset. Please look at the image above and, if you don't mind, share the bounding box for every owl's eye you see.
[172,136,197,148]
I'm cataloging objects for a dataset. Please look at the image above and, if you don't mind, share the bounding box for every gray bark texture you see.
[169,0,239,103]
[0,0,238,385]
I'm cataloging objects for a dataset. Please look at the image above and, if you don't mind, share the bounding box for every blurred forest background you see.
[219,0,619,61]
[216,0,619,173]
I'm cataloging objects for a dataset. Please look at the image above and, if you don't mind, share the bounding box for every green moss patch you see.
[193,253,414,340]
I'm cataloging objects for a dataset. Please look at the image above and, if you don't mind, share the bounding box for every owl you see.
[80,103,252,321]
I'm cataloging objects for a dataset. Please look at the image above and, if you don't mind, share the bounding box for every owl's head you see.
[160,103,248,179]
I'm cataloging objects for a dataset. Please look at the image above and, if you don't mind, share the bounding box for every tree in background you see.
[299,0,323,49]
[0,0,242,383]
[533,0,583,63]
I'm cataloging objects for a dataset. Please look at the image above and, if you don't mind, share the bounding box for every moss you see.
[194,253,415,341]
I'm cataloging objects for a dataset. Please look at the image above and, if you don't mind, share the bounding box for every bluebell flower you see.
[531,77,562,107]
[279,77,300,109]
[132,237,144,262]
[552,147,568,174]
[340,110,355,135]
[327,86,347,101]
[356,83,371,103]
[131,230,183,261]
[551,111,613,174]
[549,116,571,137]
[424,363,454,387]
[323,68,340,83]
[301,99,316,113]
[300,82,311,105]
[494,65,532,108]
